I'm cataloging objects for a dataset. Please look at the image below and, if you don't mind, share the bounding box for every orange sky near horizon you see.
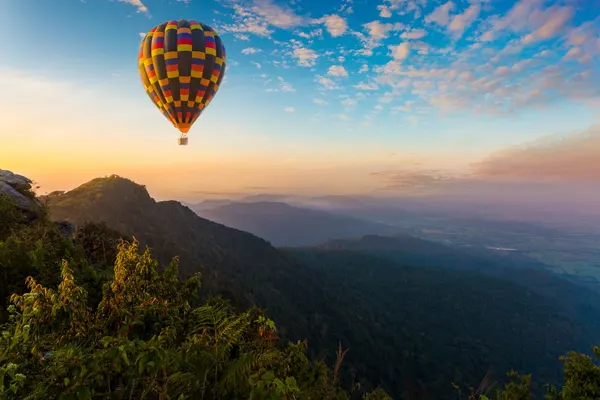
[1,69,599,202]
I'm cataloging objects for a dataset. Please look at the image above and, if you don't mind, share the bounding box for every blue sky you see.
[1,0,599,199]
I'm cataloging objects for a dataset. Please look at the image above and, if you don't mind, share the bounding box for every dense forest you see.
[1,173,600,398]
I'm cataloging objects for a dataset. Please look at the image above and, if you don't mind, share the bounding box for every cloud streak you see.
[118,0,150,17]
[372,125,600,195]
[471,125,600,181]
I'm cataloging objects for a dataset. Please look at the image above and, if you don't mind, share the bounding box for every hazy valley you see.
[192,195,600,290]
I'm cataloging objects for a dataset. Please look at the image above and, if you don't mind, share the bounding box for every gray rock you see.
[0,169,32,191]
[0,181,32,210]
[0,169,41,212]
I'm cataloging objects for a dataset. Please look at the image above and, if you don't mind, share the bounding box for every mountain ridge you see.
[193,200,402,247]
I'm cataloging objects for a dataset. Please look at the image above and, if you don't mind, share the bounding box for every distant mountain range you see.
[193,201,402,246]
[45,175,600,399]
[191,192,600,235]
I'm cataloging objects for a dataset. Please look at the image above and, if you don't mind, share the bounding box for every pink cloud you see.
[471,126,600,181]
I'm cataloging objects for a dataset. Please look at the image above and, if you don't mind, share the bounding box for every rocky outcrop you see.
[0,169,42,212]
[1,169,75,238]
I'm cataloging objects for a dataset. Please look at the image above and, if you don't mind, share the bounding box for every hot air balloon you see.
[138,19,226,145]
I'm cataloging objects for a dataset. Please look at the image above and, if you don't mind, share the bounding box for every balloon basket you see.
[178,137,188,146]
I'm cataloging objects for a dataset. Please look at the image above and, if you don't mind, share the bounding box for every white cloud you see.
[448,3,480,39]
[309,2,600,121]
[221,8,273,37]
[400,29,427,40]
[353,20,405,56]
[220,0,307,38]
[495,66,511,76]
[364,20,404,40]
[251,0,306,28]
[383,0,428,16]
[138,32,146,39]
[563,21,600,64]
[411,41,430,55]
[284,106,296,113]
[566,21,598,47]
[562,47,582,61]
[293,47,319,66]
[425,1,455,27]
[276,76,296,92]
[479,0,574,45]
[359,64,369,73]
[236,34,250,40]
[327,65,349,77]
[339,0,353,14]
[422,1,480,39]
[313,97,328,105]
[320,14,348,37]
[355,81,379,90]
[118,0,150,16]
[317,75,341,89]
[281,82,296,92]
[389,42,410,60]
[298,28,323,39]
[251,61,262,69]
[521,6,574,45]
[338,114,350,120]
[242,47,261,55]
[377,5,392,18]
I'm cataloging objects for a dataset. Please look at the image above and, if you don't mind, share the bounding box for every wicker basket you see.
[178,137,189,146]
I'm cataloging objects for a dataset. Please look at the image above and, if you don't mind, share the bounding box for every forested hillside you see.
[38,174,600,399]
[316,236,600,337]
[0,188,391,399]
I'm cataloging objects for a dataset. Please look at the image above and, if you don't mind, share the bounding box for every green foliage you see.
[0,201,80,322]
[548,346,600,400]
[0,195,23,238]
[450,359,600,400]
[494,371,532,400]
[0,238,387,399]
[74,222,126,268]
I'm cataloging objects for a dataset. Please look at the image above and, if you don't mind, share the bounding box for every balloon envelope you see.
[138,19,226,136]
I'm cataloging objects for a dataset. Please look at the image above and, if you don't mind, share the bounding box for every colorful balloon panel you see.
[138,19,227,135]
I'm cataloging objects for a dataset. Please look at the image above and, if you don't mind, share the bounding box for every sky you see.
[0,0,599,203]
